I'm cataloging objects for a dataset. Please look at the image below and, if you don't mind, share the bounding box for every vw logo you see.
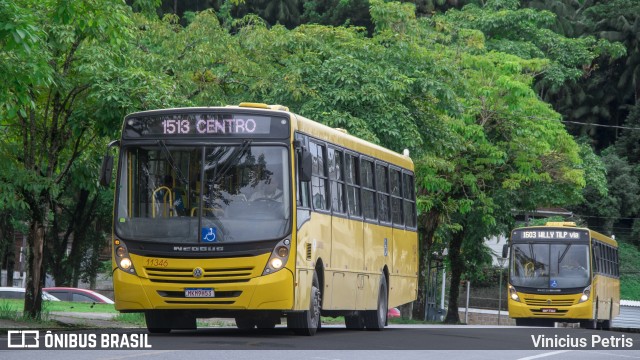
[546,299,552,305]
[193,267,204,279]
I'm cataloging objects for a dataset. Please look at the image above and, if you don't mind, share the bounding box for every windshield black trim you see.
[113,142,294,244]
[508,284,586,295]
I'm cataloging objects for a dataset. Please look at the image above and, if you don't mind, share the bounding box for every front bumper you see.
[114,253,294,312]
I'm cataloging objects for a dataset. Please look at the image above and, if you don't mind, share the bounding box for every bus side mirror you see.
[299,146,312,182]
[99,140,120,187]
[502,244,509,259]
[99,155,114,187]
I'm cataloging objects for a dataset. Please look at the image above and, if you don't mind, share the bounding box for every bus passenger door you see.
[330,215,362,309]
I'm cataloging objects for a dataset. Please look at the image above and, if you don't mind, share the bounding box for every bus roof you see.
[292,113,414,171]
[232,102,414,170]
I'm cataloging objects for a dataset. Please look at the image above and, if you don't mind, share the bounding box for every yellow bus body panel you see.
[114,253,294,311]
[593,274,621,320]
[508,292,593,319]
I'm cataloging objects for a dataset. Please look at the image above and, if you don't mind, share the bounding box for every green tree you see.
[0,0,140,319]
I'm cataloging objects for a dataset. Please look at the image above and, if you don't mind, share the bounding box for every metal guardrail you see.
[613,300,640,329]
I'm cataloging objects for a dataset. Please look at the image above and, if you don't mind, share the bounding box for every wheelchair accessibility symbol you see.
[201,227,217,242]
[550,279,558,288]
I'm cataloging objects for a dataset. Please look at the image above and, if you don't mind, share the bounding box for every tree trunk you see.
[398,302,413,319]
[0,216,15,287]
[412,208,440,320]
[24,219,45,319]
[444,229,465,324]
[6,238,15,287]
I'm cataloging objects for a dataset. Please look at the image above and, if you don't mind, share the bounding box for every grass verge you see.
[0,299,117,313]
[114,312,145,326]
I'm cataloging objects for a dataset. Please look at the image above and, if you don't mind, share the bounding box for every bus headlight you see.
[120,258,132,269]
[262,238,290,275]
[114,239,137,275]
[270,258,283,269]
[578,285,591,303]
[509,285,520,302]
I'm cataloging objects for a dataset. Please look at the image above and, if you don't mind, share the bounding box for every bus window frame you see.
[389,165,404,229]
[402,170,417,230]
[310,140,330,213]
[328,145,347,216]
[375,160,392,225]
[360,155,378,224]
[344,150,363,220]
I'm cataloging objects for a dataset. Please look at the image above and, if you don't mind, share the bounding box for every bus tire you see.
[364,274,388,331]
[345,313,365,330]
[288,271,321,336]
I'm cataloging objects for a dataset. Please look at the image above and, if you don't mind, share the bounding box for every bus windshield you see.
[115,144,291,243]
[510,243,590,289]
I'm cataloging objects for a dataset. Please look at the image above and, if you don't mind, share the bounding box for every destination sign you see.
[511,228,588,242]
[123,113,289,138]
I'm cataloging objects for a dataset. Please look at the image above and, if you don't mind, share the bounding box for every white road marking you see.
[516,350,571,360]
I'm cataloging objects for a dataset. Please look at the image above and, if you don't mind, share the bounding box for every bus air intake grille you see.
[144,266,255,284]
[524,298,575,306]
[306,243,312,261]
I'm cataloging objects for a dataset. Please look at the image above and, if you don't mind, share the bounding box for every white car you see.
[0,287,61,301]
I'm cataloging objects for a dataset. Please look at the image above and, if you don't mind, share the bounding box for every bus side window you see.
[403,172,416,228]
[328,147,346,214]
[360,158,376,220]
[376,163,390,223]
[390,168,403,226]
[295,134,311,208]
[613,248,620,277]
[310,141,328,211]
[591,243,600,273]
[345,153,361,217]
[606,245,612,276]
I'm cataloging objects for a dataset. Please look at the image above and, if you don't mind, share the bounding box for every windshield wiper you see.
[213,139,252,182]
[558,244,571,264]
[158,140,189,186]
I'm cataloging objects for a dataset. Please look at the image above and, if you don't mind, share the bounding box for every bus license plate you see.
[185,288,215,298]
[541,308,556,313]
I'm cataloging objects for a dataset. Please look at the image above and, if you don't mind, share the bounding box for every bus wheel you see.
[345,313,365,330]
[364,275,388,331]
[288,271,321,336]
[235,317,256,330]
[145,311,171,333]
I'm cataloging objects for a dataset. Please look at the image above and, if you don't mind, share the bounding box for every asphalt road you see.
[1,324,639,360]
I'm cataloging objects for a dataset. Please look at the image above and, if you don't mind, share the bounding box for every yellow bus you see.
[100,103,418,335]
[504,222,620,329]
